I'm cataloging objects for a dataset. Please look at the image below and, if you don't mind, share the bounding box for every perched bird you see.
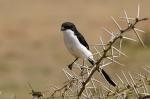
[61,22,116,87]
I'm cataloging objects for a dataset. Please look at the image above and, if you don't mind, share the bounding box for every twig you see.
[49,79,76,98]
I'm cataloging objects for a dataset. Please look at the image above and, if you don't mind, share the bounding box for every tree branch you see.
[77,17,148,98]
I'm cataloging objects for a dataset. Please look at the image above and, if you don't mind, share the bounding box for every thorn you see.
[112,46,127,57]
[136,73,146,79]
[92,78,103,85]
[102,27,115,37]
[111,16,122,31]
[141,77,148,94]
[111,48,114,63]
[132,83,139,97]
[91,79,97,93]
[133,28,146,48]
[119,17,135,20]
[101,83,115,93]
[68,87,74,94]
[93,46,102,57]
[99,36,106,50]
[137,3,140,18]
[128,72,136,86]
[106,57,125,66]
[27,82,33,91]
[101,83,122,98]
[140,93,150,96]
[100,62,112,68]
[122,71,130,86]
[85,88,89,98]
[143,67,150,74]
[82,92,88,98]
[123,9,130,25]
[134,28,145,33]
[71,70,80,79]
[123,36,137,42]
[118,39,123,56]
[115,73,124,85]
[128,72,140,97]
[102,27,115,42]
[63,69,74,80]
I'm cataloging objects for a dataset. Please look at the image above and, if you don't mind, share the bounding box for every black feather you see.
[74,31,89,50]
[88,59,95,66]
[101,69,116,87]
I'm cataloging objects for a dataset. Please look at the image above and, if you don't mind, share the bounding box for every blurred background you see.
[0,0,149,98]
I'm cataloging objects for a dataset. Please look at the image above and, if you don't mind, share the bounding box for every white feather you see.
[63,29,94,61]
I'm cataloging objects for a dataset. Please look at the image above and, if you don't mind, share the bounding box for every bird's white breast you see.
[63,29,94,61]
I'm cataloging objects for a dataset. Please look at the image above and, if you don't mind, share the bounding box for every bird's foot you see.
[68,64,73,70]
[80,68,87,76]
[80,67,83,70]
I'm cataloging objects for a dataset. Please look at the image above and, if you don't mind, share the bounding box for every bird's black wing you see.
[74,32,89,50]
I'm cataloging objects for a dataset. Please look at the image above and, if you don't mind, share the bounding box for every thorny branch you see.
[77,11,148,99]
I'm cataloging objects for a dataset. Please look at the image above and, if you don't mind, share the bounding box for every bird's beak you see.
[61,26,65,31]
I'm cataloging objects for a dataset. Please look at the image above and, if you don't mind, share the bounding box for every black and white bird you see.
[61,22,116,87]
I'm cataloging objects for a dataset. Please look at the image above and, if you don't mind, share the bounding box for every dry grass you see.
[0,0,149,98]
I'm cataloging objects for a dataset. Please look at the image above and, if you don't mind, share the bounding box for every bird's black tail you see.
[88,59,116,87]
[101,69,116,87]
[88,59,95,66]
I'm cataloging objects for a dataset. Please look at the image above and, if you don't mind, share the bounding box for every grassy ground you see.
[0,0,149,98]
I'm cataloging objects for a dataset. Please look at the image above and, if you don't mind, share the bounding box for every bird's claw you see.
[68,64,73,70]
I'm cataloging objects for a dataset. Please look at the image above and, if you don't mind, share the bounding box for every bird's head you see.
[61,22,77,32]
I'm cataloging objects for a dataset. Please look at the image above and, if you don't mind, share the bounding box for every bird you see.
[61,22,116,87]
